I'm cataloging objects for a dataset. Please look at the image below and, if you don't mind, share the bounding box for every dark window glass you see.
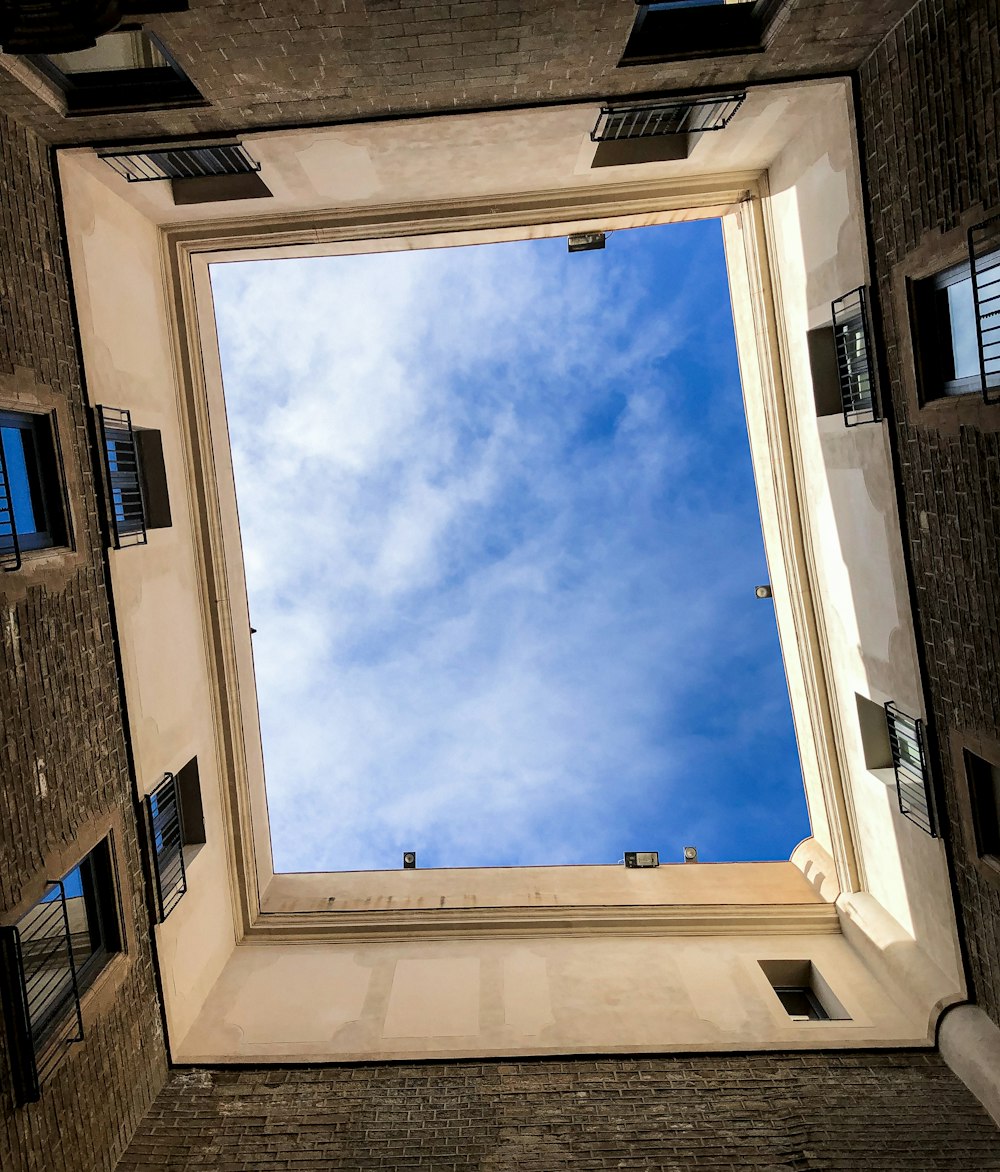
[0,411,67,552]
[774,986,829,1021]
[968,752,1000,860]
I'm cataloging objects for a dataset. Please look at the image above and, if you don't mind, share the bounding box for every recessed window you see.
[146,760,204,922]
[620,0,780,65]
[966,751,1000,863]
[100,142,272,206]
[590,93,745,167]
[0,839,122,1104]
[885,702,936,837]
[758,959,849,1023]
[97,406,173,546]
[0,410,68,569]
[32,28,203,115]
[831,287,878,426]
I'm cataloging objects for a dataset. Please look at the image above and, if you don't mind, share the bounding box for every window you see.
[911,234,1000,401]
[758,960,849,1023]
[100,141,272,206]
[0,410,68,570]
[966,751,1000,865]
[146,760,204,922]
[620,0,782,65]
[31,27,203,115]
[590,93,745,167]
[885,702,936,837]
[0,839,121,1104]
[97,405,172,546]
[831,287,878,426]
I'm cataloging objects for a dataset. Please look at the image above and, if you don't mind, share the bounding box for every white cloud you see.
[210,227,803,872]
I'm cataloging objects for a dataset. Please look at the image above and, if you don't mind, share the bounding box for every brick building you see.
[1,2,1000,1169]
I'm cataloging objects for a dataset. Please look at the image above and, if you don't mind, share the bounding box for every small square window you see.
[0,410,68,569]
[97,406,173,547]
[0,838,122,1105]
[620,1,778,65]
[773,986,829,1022]
[911,247,1000,401]
[966,751,1000,862]
[146,760,204,922]
[758,959,849,1023]
[32,28,203,115]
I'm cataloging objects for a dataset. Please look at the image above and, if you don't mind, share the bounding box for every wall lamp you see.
[402,851,416,869]
[624,851,659,868]
[568,231,606,252]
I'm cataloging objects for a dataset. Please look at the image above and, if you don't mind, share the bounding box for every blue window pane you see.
[948,277,980,380]
[1,427,40,536]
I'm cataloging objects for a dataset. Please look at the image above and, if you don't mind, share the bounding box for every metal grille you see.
[885,702,936,837]
[0,880,84,1105]
[97,405,147,548]
[969,216,1000,404]
[147,773,187,922]
[832,286,878,426]
[0,430,21,571]
[100,142,261,183]
[591,92,745,142]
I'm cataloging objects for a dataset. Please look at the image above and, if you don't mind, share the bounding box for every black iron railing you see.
[146,773,187,922]
[0,879,84,1105]
[0,431,21,571]
[832,286,878,426]
[969,216,1000,405]
[885,702,936,837]
[96,405,147,548]
[99,141,261,183]
[592,92,745,142]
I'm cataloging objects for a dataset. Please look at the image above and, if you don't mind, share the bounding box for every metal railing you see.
[0,431,21,571]
[969,216,1000,405]
[96,405,147,548]
[592,92,745,142]
[885,702,936,837]
[99,141,261,183]
[832,286,878,426]
[0,879,84,1105]
[146,773,187,922]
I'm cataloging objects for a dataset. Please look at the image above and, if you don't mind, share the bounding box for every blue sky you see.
[210,220,808,872]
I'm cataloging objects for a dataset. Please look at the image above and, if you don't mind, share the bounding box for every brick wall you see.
[860,1,1000,1021]
[0,111,167,1172]
[116,1052,1000,1170]
[0,0,917,147]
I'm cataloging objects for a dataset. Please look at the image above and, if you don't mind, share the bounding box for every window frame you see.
[910,255,997,399]
[29,26,205,116]
[620,0,784,65]
[0,838,123,1105]
[0,408,69,567]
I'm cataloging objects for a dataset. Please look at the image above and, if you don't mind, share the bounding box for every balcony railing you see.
[592,92,745,142]
[885,702,936,837]
[0,879,84,1105]
[969,216,1000,405]
[146,772,187,922]
[99,141,261,183]
[96,405,147,548]
[0,433,21,571]
[832,286,878,426]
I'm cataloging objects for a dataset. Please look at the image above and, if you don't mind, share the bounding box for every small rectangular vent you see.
[832,286,878,426]
[885,702,936,836]
[146,773,188,922]
[592,92,745,142]
[969,216,1000,404]
[97,405,147,548]
[100,142,260,183]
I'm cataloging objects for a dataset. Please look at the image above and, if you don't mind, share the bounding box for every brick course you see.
[0,110,167,1172]
[0,0,917,147]
[116,1052,1000,1170]
[860,0,1000,1021]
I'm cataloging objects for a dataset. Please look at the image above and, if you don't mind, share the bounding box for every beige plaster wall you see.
[758,82,962,989]
[58,154,239,1048]
[177,929,929,1063]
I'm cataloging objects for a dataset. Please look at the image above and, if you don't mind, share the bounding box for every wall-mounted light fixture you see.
[568,231,606,253]
[755,585,773,599]
[402,851,416,869]
[683,846,698,863]
[624,851,659,868]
